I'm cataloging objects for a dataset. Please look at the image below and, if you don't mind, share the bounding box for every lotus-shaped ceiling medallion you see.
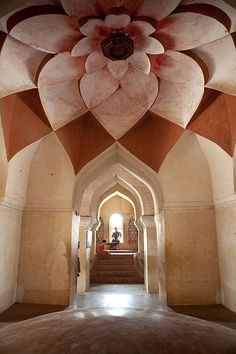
[0,0,236,172]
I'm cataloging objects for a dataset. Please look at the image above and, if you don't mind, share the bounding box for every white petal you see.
[150,50,204,86]
[157,12,229,50]
[150,78,204,128]
[85,51,108,73]
[104,14,131,29]
[136,36,164,54]
[92,88,146,139]
[0,35,46,97]
[107,60,129,80]
[71,37,100,57]
[127,21,156,36]
[120,66,159,108]
[193,35,236,95]
[0,0,58,33]
[80,69,119,109]
[80,19,109,37]
[38,52,85,87]
[181,0,236,32]
[129,52,150,75]
[39,81,88,130]
[10,14,80,54]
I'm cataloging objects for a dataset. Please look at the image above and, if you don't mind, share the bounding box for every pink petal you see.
[38,52,85,87]
[150,79,204,127]
[10,14,80,54]
[97,0,143,15]
[80,69,119,109]
[0,35,46,97]
[150,50,204,86]
[156,12,229,50]
[129,52,150,75]
[120,66,158,108]
[127,21,156,36]
[85,51,108,73]
[39,80,88,130]
[80,19,110,37]
[105,14,131,28]
[60,0,99,20]
[0,0,59,33]
[135,0,181,21]
[193,35,236,95]
[71,37,100,56]
[108,60,129,80]
[135,36,164,54]
[150,50,204,127]
[181,0,236,32]
[92,88,147,139]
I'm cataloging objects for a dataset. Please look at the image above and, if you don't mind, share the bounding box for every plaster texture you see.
[0,308,236,354]
[17,210,72,305]
[165,208,220,305]
[0,205,22,312]
[216,203,236,312]
[25,134,74,210]
[158,132,213,203]
[0,120,7,199]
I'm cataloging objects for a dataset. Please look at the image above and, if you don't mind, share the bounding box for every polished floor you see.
[1,285,236,353]
[1,284,236,331]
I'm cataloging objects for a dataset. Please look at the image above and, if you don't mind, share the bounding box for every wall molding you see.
[163,200,214,210]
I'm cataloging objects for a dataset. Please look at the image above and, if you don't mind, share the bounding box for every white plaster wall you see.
[5,141,41,208]
[165,208,220,305]
[26,135,74,209]
[158,131,213,203]
[17,210,72,305]
[215,204,236,312]
[158,132,220,305]
[17,135,75,305]
[0,121,7,199]
[0,205,22,312]
[196,135,234,202]
[196,135,236,311]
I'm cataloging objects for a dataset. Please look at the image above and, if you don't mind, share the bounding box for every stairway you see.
[90,251,144,284]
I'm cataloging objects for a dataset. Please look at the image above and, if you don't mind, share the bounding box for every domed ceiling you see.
[0,0,236,173]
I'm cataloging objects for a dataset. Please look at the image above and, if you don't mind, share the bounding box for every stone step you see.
[90,276,143,284]
[91,270,138,277]
[94,264,134,271]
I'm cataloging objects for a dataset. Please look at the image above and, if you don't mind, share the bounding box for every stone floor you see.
[1,284,236,353]
[1,284,236,331]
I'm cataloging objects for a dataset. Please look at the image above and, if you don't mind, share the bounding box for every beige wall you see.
[159,132,220,305]
[99,195,137,250]
[17,210,72,305]
[165,208,220,305]
[0,205,22,312]
[17,135,74,305]
[215,203,236,311]
[197,135,236,311]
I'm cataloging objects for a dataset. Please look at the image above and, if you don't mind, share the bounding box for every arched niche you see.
[72,144,165,300]
[95,188,139,251]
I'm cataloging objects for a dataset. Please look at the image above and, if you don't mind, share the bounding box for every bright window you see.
[109,213,123,243]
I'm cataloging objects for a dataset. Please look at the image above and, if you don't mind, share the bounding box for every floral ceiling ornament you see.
[0,0,236,172]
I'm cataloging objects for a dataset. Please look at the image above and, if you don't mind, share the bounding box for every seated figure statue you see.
[109,227,121,250]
